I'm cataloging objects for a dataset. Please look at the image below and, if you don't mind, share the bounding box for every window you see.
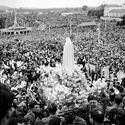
[20,31,23,34]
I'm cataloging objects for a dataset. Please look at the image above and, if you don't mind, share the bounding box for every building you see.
[77,22,97,27]
[0,12,32,35]
[104,4,122,17]
[109,9,125,17]
[100,16,122,21]
[61,12,74,16]
[104,4,125,17]
[61,11,88,16]
[122,3,125,9]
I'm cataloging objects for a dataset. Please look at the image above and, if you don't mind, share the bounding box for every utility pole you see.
[69,16,72,36]
[77,14,79,37]
[49,22,50,38]
[98,23,100,44]
[105,19,107,31]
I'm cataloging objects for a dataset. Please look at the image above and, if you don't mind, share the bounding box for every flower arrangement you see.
[39,64,97,104]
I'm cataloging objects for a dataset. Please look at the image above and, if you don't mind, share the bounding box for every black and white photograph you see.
[0,0,125,125]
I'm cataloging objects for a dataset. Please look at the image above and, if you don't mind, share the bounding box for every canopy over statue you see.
[63,37,74,75]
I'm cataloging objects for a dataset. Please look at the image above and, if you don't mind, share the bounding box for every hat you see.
[115,112,125,123]
[108,108,124,124]
[90,108,104,123]
[49,117,61,125]
[73,116,87,125]
[0,83,14,120]
[88,94,96,102]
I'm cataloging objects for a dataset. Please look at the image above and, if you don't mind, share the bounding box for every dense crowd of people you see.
[0,14,125,125]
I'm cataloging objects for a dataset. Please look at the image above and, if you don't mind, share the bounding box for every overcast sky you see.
[0,0,125,8]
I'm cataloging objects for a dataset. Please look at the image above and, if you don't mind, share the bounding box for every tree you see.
[122,15,125,20]
[88,9,103,18]
[121,15,125,25]
[116,15,125,26]
[82,6,88,11]
[0,16,6,29]
[22,12,37,27]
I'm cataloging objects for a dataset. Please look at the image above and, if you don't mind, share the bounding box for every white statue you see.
[63,37,74,75]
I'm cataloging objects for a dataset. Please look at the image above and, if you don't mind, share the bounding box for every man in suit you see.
[0,83,14,125]
[42,103,66,125]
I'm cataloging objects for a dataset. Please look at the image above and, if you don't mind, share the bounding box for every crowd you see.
[0,15,125,125]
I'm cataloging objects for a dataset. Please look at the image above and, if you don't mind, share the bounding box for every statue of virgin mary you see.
[63,37,74,75]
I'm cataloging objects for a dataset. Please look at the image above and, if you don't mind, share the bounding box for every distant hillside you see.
[0,5,11,10]
[12,7,83,13]
[0,5,98,13]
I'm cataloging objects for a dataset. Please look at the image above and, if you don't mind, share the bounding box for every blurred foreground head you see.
[90,108,104,124]
[0,83,14,125]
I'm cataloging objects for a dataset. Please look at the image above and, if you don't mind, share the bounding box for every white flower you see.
[38,63,104,103]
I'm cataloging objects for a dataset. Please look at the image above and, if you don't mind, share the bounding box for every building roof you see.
[105,4,121,7]
[110,9,125,13]
[77,22,97,27]
[61,12,73,16]
[1,27,32,32]
[7,26,26,30]
[100,16,122,21]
